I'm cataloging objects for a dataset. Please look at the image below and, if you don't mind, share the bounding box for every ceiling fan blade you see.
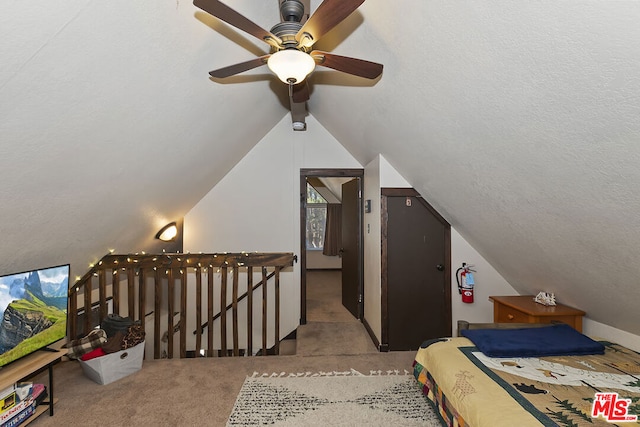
[310,51,383,79]
[296,0,365,49]
[194,0,282,49]
[291,81,310,103]
[208,55,270,78]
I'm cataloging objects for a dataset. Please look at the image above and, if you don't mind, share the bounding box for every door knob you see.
[436,264,444,271]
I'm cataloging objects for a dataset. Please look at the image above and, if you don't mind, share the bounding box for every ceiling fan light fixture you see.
[267,49,315,84]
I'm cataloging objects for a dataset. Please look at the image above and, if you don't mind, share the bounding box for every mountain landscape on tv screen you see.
[0,268,68,357]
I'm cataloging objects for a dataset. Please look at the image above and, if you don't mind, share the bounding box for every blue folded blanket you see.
[460,323,605,357]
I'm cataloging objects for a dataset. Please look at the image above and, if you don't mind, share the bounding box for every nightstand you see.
[489,295,585,332]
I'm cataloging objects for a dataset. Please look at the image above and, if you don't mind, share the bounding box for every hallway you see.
[292,269,378,356]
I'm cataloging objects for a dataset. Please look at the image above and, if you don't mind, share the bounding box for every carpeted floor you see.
[28,271,429,426]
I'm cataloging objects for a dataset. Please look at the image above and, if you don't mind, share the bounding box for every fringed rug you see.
[226,369,443,426]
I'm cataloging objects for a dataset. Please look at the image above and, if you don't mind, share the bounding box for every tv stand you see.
[0,348,63,424]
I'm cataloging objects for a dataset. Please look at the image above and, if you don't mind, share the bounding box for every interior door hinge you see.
[358,294,363,303]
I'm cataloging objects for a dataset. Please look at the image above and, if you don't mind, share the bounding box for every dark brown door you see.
[341,178,361,319]
[383,190,451,351]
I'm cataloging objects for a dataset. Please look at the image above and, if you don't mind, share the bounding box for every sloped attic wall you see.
[0,1,287,281]
[309,1,640,341]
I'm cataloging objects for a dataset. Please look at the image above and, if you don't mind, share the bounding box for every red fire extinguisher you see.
[456,263,476,304]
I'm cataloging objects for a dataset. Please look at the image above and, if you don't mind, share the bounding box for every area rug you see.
[226,369,443,426]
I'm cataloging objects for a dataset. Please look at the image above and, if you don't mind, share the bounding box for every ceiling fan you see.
[193,0,384,104]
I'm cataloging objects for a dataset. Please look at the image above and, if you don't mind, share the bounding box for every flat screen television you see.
[0,264,69,368]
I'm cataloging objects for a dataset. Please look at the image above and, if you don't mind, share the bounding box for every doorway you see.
[381,188,451,351]
[299,169,364,325]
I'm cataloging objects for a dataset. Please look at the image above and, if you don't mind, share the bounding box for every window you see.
[306,183,327,250]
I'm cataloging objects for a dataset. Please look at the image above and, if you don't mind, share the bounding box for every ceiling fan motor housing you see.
[280,0,305,22]
[273,1,306,51]
[270,22,304,51]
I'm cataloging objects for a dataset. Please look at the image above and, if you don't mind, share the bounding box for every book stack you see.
[0,383,47,427]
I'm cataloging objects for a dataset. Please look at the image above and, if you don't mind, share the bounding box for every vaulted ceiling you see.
[2,1,640,335]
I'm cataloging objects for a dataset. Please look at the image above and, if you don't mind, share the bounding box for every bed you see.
[413,321,640,426]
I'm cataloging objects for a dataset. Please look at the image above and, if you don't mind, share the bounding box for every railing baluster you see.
[99,270,107,320]
[207,266,214,357]
[154,268,162,359]
[220,266,228,356]
[83,279,92,337]
[138,269,145,333]
[275,266,281,355]
[127,268,135,318]
[180,268,187,359]
[247,266,253,356]
[113,269,120,314]
[167,268,174,359]
[68,285,77,340]
[195,268,202,357]
[232,266,239,356]
[262,267,267,356]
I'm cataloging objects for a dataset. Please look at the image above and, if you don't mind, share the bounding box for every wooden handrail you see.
[68,252,295,359]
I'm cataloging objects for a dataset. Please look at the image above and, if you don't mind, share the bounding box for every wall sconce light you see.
[155,222,178,242]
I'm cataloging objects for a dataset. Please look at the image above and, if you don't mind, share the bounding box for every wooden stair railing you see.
[193,270,276,335]
[68,252,296,358]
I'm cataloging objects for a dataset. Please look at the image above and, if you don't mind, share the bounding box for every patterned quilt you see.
[414,337,640,427]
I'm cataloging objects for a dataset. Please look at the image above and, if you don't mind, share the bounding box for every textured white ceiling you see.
[2,1,640,335]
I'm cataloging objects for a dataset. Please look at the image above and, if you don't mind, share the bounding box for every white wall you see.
[450,228,520,334]
[306,250,341,269]
[184,113,362,344]
[363,156,382,341]
[363,155,413,343]
[584,319,640,352]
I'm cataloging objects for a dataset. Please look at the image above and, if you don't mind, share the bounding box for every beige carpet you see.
[297,270,377,356]
[296,322,378,356]
[305,270,356,323]
[31,351,417,427]
[29,271,423,427]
